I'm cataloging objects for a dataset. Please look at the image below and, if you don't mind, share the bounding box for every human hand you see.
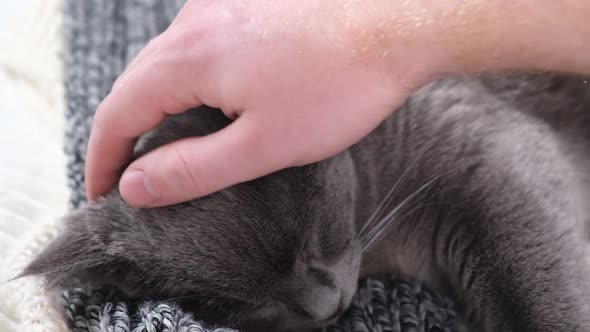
[86,0,449,207]
[85,0,590,208]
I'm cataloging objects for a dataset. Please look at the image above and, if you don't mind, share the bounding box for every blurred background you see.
[0,0,68,256]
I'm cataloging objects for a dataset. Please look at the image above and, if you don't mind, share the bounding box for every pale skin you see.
[86,0,590,207]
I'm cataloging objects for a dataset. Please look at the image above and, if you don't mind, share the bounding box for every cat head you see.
[22,109,362,331]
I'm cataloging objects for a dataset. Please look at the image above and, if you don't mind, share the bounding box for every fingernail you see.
[120,170,160,206]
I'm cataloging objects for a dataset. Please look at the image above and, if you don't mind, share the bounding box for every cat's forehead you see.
[199,166,335,214]
[183,177,315,232]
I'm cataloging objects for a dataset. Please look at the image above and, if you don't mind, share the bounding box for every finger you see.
[118,115,294,207]
[85,39,203,202]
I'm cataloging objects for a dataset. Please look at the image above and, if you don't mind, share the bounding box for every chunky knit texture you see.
[61,1,463,331]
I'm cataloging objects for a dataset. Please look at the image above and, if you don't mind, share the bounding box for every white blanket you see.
[0,0,69,331]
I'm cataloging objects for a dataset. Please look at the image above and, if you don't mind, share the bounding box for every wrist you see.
[335,0,462,95]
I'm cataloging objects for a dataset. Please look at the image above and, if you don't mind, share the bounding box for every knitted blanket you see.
[61,1,463,331]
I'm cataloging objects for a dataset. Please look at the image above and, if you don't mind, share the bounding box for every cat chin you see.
[223,297,344,332]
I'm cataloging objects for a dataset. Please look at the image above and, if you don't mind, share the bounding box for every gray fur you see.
[24,73,590,331]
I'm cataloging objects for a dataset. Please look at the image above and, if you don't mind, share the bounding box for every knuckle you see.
[92,102,112,132]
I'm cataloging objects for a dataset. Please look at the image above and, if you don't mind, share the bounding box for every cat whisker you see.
[360,196,423,250]
[360,176,438,246]
[362,184,440,251]
[356,177,398,241]
[361,201,439,253]
[359,195,417,250]
[357,141,438,241]
[360,176,439,252]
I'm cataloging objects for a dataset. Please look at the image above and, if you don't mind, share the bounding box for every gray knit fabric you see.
[61,1,463,331]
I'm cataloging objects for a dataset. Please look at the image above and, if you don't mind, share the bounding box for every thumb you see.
[119,116,292,207]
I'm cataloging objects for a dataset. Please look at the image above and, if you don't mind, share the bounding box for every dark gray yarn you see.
[61,1,463,331]
[60,278,459,332]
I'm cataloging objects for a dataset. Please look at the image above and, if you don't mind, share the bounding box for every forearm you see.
[438,0,590,75]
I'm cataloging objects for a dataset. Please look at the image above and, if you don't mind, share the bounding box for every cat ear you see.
[20,207,130,289]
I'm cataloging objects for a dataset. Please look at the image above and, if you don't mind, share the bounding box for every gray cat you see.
[22,73,590,331]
